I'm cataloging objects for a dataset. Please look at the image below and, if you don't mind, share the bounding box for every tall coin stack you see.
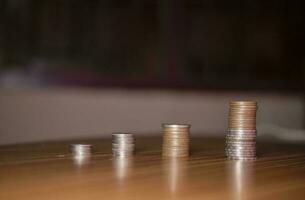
[226,101,258,160]
[162,124,191,158]
[112,133,135,157]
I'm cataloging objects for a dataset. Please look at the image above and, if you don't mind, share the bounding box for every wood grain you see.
[0,137,305,200]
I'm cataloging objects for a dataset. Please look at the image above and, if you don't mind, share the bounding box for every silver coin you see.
[112,148,135,151]
[112,149,135,152]
[227,156,256,161]
[225,145,256,149]
[113,141,134,145]
[70,144,92,155]
[113,153,134,158]
[226,139,256,142]
[112,137,134,141]
[112,145,135,149]
[226,153,256,157]
[226,139,256,143]
[112,134,134,142]
[226,146,256,150]
[226,138,256,142]
[112,148,134,152]
[71,144,92,149]
[112,137,134,140]
[162,124,191,128]
[226,134,257,139]
[225,145,256,150]
[226,145,256,149]
[226,133,257,138]
[226,135,256,140]
[226,154,256,159]
[112,143,135,147]
[113,137,134,141]
[226,152,256,157]
[226,154,256,158]
[226,149,256,154]
[227,131,257,134]
[112,133,133,137]
[227,129,257,133]
[226,142,256,146]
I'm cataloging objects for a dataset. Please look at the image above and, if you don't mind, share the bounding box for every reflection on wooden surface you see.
[113,157,134,185]
[0,137,305,200]
[226,161,255,200]
[163,158,189,195]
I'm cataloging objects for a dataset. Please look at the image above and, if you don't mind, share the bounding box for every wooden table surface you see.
[0,137,305,200]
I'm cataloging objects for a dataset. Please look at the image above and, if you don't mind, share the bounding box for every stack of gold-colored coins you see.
[226,101,258,160]
[162,124,191,157]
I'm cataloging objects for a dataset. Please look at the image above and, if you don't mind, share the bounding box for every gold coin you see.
[230,101,257,105]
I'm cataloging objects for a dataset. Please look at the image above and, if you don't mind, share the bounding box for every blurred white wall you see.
[0,87,304,145]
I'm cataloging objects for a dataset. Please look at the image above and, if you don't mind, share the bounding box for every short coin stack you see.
[162,124,191,158]
[226,101,258,160]
[70,144,92,157]
[112,133,135,157]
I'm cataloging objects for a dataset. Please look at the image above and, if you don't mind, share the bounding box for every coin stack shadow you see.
[162,124,191,158]
[112,133,135,157]
[226,101,258,161]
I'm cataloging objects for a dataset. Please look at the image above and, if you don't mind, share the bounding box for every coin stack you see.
[112,133,135,157]
[226,101,258,160]
[162,124,191,158]
[70,144,92,157]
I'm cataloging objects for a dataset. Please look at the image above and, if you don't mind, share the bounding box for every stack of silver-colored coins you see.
[162,124,191,158]
[226,101,258,160]
[70,144,92,157]
[112,133,135,157]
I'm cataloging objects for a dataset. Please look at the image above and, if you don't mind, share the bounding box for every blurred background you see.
[0,0,304,145]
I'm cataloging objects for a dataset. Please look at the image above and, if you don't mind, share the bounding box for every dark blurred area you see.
[1,0,305,145]
[1,0,305,90]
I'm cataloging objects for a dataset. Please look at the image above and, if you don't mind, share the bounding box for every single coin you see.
[226,134,256,138]
[112,133,133,137]
[163,142,190,146]
[226,142,256,147]
[226,151,256,155]
[162,124,191,128]
[226,149,256,153]
[229,101,257,105]
[229,109,257,113]
[162,129,190,133]
[163,133,190,137]
[226,141,256,145]
[162,146,189,150]
[226,145,256,150]
[163,136,190,140]
[230,106,257,109]
[226,138,256,143]
[226,154,256,158]
[226,133,257,137]
[227,156,257,161]
[228,125,256,128]
[227,129,257,133]
[228,123,256,126]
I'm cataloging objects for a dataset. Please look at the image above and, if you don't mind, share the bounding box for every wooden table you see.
[0,137,305,200]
